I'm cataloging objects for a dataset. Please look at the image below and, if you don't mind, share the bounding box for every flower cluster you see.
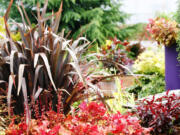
[6,101,151,135]
[146,18,178,46]
[67,101,151,135]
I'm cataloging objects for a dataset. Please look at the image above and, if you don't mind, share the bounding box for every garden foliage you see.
[0,0,106,123]
[176,0,180,24]
[0,17,21,41]
[97,38,133,74]
[136,91,180,134]
[127,47,165,98]
[127,75,165,98]
[176,1,180,62]
[1,1,179,135]
[107,77,135,113]
[133,47,165,76]
[5,101,151,135]
[0,95,10,132]
[146,17,178,47]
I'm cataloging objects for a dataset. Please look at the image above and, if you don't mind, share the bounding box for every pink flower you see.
[79,101,87,112]
[48,125,61,135]
[148,18,155,25]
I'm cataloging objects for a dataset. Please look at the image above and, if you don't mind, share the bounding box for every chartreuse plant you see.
[0,17,20,41]
[0,17,6,38]
[133,47,165,76]
[128,47,165,98]
[107,77,135,114]
[0,0,106,126]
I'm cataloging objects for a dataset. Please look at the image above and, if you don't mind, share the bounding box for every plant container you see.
[165,44,180,90]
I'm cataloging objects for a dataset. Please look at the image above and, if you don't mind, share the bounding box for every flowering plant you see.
[146,17,178,46]
[98,37,133,74]
[6,101,151,135]
[100,38,131,64]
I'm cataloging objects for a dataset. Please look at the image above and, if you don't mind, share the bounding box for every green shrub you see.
[0,0,133,45]
[128,47,165,98]
[127,75,165,98]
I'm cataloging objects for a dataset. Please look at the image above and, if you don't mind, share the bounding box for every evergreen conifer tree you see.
[0,0,138,44]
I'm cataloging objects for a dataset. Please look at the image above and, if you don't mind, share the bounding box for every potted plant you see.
[147,17,180,90]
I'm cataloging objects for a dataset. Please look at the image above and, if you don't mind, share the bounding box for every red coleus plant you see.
[6,101,151,135]
[136,91,180,134]
[146,18,178,46]
[98,37,133,74]
[6,110,68,135]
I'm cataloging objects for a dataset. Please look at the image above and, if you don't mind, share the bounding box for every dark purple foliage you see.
[136,91,180,134]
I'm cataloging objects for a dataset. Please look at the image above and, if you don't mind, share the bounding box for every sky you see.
[121,0,178,24]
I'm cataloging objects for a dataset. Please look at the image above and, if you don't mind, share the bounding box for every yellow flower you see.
[105,40,112,46]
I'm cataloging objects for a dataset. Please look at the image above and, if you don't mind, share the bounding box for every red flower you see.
[107,45,111,50]
[111,37,122,45]
[122,41,129,46]
[102,50,106,55]
[87,102,106,117]
[76,82,84,91]
[19,122,28,132]
[48,125,61,135]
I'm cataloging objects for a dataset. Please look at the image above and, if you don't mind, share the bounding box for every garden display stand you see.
[165,44,180,90]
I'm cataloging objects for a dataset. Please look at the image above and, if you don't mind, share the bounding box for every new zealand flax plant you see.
[0,0,108,126]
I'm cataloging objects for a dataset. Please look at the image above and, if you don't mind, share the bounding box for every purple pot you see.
[165,44,180,90]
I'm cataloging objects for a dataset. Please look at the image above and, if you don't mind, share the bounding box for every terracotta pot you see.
[174,126,180,135]
[96,75,136,96]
